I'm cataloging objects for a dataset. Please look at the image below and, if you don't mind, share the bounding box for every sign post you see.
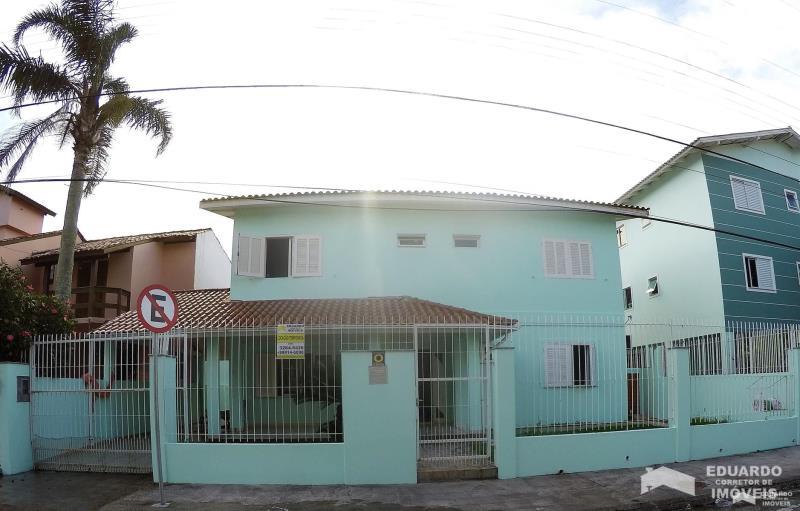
[137,284,179,508]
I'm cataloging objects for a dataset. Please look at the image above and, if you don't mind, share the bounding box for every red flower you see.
[25,285,33,291]
[21,331,31,337]
[50,308,58,314]
[6,334,13,342]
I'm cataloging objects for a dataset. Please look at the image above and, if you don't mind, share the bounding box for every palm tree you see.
[0,0,172,303]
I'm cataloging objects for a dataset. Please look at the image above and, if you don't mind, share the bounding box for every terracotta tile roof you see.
[22,228,211,262]
[96,289,516,331]
[199,190,648,212]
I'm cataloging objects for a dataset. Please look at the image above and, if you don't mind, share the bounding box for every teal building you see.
[617,128,800,326]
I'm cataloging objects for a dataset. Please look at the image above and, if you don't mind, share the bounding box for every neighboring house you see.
[0,186,86,285]
[617,128,800,326]
[20,228,231,331]
[0,185,55,240]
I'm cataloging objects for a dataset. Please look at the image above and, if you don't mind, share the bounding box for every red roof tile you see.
[96,289,515,331]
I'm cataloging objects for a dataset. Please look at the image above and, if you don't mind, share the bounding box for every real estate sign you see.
[276,324,305,359]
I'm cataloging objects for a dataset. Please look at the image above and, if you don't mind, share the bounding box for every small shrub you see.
[0,262,73,362]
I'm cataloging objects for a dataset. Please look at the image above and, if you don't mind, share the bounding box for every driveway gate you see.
[30,333,152,473]
[415,325,493,469]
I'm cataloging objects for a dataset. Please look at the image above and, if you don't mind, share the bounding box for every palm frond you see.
[13,4,87,68]
[97,22,137,69]
[0,106,70,181]
[98,95,172,154]
[0,44,77,106]
[102,75,129,96]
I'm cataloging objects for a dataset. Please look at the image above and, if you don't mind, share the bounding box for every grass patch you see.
[517,422,664,437]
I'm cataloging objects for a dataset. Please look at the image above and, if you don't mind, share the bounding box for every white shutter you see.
[292,236,322,277]
[543,240,557,276]
[731,177,764,214]
[544,343,572,387]
[579,242,593,277]
[236,234,265,277]
[755,256,776,291]
[544,239,593,278]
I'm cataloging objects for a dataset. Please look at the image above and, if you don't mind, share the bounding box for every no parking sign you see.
[136,284,179,333]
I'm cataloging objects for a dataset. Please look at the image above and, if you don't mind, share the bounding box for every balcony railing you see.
[71,286,131,320]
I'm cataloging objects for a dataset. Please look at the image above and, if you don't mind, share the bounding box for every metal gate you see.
[415,325,493,469]
[30,333,152,473]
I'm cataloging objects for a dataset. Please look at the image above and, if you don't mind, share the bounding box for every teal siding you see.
[702,154,800,322]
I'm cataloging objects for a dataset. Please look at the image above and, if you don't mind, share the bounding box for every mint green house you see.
[617,128,800,326]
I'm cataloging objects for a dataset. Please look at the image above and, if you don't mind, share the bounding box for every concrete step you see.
[417,464,498,482]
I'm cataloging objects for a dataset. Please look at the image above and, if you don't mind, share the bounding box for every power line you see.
[2,81,798,185]
[6,176,800,254]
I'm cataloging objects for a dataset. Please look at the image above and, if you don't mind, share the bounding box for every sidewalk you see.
[4,446,800,510]
[98,446,800,511]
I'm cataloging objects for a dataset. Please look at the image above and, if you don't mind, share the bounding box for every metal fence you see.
[164,319,495,470]
[30,331,152,473]
[509,315,800,437]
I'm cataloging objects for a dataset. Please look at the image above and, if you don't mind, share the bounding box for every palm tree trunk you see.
[53,144,89,304]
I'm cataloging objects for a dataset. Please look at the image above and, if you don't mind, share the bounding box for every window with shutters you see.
[236,234,266,277]
[743,254,776,292]
[785,189,799,213]
[291,236,322,277]
[543,343,596,387]
[542,239,594,279]
[730,176,765,214]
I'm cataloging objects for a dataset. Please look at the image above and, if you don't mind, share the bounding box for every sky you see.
[3,0,800,256]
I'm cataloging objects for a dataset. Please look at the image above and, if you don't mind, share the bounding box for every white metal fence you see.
[509,315,799,437]
[164,319,496,470]
[30,332,152,473]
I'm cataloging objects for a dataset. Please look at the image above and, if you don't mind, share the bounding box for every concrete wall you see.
[0,363,32,475]
[154,350,417,485]
[230,205,625,316]
[160,242,196,291]
[193,230,231,289]
[0,193,45,237]
[618,154,725,328]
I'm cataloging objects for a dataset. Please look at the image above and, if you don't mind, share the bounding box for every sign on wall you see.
[276,324,305,359]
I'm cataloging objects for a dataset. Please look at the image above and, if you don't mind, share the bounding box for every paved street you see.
[3,446,800,510]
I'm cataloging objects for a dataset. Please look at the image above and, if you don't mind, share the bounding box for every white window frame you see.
[543,342,596,388]
[616,224,627,248]
[646,275,659,297]
[742,253,776,293]
[542,239,595,279]
[291,235,323,277]
[397,234,426,248]
[235,234,266,278]
[264,235,292,279]
[453,234,480,248]
[730,175,765,215]
[785,189,800,213]
[623,286,633,310]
